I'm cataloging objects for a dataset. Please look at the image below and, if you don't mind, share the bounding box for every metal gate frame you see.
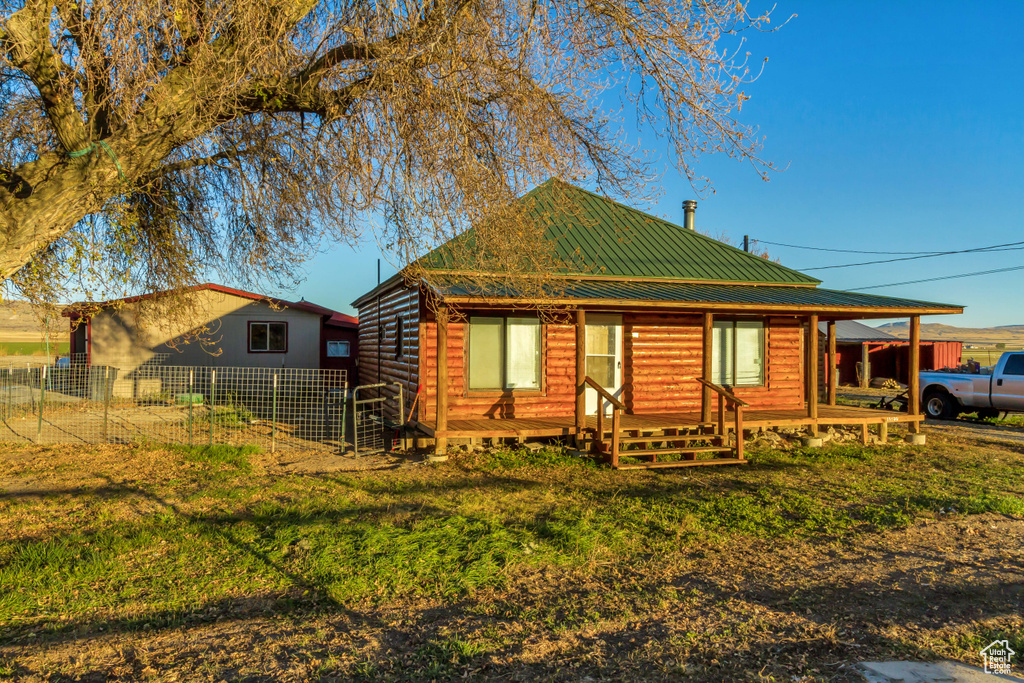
[352,382,404,456]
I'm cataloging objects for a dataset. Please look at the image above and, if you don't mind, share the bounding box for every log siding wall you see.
[356,286,420,420]
[626,313,804,412]
[418,310,806,422]
[419,309,577,422]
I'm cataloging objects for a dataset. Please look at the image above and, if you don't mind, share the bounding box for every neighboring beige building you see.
[64,283,357,374]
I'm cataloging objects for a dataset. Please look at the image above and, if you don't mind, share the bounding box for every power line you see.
[797,240,1024,271]
[848,264,1024,291]
[758,239,944,255]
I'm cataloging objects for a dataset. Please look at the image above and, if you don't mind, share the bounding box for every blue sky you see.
[283,1,1024,327]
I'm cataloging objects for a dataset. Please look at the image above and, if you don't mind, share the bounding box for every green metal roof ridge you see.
[415,178,822,286]
[540,178,821,284]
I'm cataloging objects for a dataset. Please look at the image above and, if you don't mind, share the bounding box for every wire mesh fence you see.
[0,357,350,453]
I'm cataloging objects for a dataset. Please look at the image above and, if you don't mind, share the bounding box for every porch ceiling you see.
[431,279,963,317]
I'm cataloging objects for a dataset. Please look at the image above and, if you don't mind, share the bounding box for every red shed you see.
[320,311,359,378]
[818,321,962,387]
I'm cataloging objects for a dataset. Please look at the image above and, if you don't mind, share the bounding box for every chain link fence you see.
[0,357,350,453]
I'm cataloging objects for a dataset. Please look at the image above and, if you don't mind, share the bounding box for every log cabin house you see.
[352,180,963,468]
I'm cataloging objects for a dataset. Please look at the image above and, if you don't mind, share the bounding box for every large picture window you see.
[468,317,541,390]
[249,321,288,353]
[712,320,764,387]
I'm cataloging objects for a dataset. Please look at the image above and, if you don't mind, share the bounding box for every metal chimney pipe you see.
[682,200,697,231]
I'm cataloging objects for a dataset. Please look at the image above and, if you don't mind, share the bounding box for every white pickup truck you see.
[919,351,1024,420]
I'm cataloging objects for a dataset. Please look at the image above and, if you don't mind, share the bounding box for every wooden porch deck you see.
[416,404,923,439]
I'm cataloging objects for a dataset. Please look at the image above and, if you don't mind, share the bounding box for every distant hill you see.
[877,322,1024,346]
[0,300,68,341]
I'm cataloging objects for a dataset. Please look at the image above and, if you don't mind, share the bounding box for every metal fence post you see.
[36,365,46,441]
[209,369,215,446]
[341,381,348,450]
[396,382,405,451]
[188,370,194,447]
[271,373,278,453]
[103,366,110,443]
[352,384,359,457]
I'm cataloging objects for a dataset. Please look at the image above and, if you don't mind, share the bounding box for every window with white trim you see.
[249,321,287,352]
[712,320,764,387]
[326,340,350,357]
[468,317,541,390]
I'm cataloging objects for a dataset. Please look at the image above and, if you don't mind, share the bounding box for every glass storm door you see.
[585,315,623,416]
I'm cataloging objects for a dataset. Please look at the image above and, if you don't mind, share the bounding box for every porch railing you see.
[584,376,626,468]
[695,378,749,461]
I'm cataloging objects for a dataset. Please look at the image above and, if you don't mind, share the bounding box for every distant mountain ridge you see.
[877,322,1024,346]
[0,300,68,341]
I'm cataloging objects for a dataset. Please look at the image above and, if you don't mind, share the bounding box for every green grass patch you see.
[2,436,1023,642]
[0,341,69,356]
[170,444,258,473]
[984,413,1024,427]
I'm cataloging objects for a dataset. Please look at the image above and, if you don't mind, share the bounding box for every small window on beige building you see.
[249,321,288,353]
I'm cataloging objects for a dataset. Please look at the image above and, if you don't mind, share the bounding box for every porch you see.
[417,404,921,442]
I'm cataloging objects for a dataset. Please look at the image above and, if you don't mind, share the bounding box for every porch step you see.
[616,457,746,470]
[591,424,703,438]
[619,446,733,458]
[616,434,712,444]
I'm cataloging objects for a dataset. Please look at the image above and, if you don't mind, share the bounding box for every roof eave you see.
[434,294,964,317]
[350,271,413,308]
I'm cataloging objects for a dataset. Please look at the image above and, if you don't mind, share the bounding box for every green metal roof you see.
[432,278,963,315]
[418,179,821,286]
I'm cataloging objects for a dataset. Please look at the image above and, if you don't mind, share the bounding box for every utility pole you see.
[743,235,750,253]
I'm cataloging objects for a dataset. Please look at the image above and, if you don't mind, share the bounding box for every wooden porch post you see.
[860,342,870,389]
[909,315,921,434]
[433,306,449,458]
[575,309,586,448]
[807,314,819,435]
[827,320,837,406]
[701,312,713,423]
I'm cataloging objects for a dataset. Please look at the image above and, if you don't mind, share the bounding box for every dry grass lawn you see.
[0,427,1022,682]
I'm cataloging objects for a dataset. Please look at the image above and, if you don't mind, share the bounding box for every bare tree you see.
[1,0,781,303]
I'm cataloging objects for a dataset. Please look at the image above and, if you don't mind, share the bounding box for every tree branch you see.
[143,149,253,179]
[55,0,115,138]
[3,0,89,151]
[295,0,472,87]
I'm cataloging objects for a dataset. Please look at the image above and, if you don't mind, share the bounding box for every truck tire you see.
[923,390,959,420]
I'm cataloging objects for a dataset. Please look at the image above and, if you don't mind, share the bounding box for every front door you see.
[585,314,623,416]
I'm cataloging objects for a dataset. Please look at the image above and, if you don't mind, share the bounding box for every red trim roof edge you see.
[62,282,356,324]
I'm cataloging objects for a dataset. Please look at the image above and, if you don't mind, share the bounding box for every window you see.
[396,316,404,358]
[1003,354,1024,376]
[712,320,764,387]
[326,340,350,357]
[468,317,541,390]
[249,321,287,352]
